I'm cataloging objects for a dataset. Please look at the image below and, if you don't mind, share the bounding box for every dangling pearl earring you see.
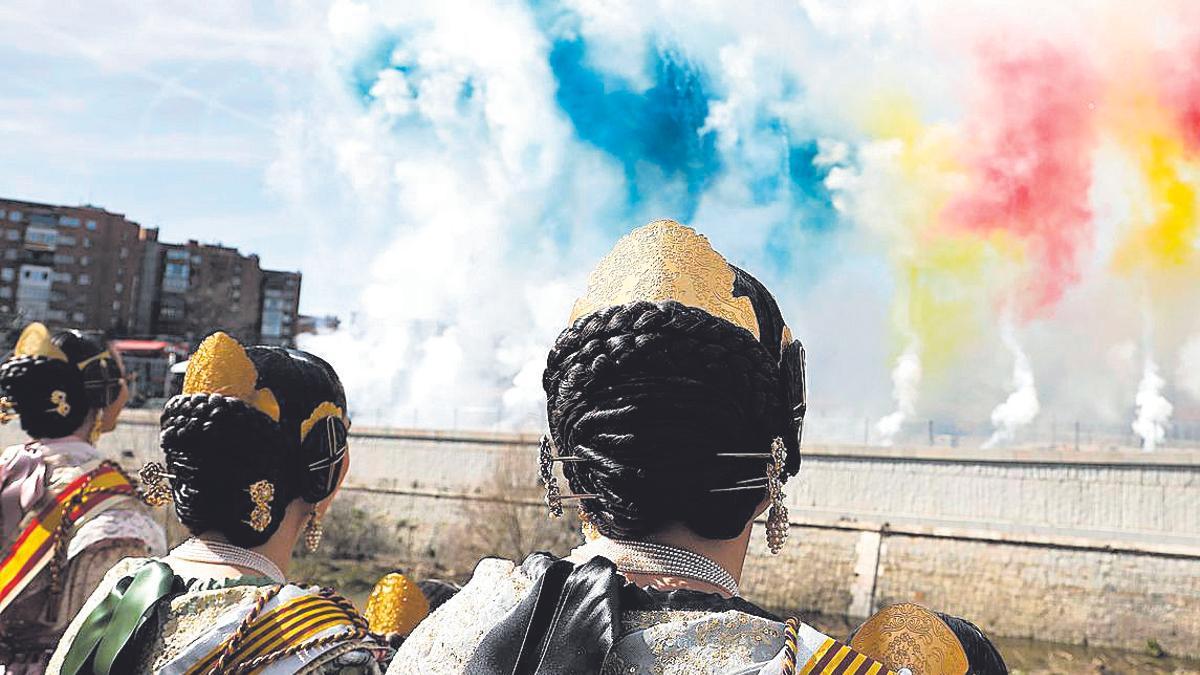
[304,508,324,552]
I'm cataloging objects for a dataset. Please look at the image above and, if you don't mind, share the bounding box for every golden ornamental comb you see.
[365,572,430,637]
[183,332,280,421]
[850,603,969,675]
[13,323,69,362]
[569,220,761,339]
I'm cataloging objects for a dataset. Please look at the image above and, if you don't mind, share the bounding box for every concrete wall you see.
[10,411,1196,657]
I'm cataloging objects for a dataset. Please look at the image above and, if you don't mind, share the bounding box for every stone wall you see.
[9,412,1196,657]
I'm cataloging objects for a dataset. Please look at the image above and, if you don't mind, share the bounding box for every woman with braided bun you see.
[0,323,164,674]
[47,331,389,675]
[392,220,846,674]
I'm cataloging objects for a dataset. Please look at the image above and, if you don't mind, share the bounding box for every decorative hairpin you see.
[709,439,790,554]
[138,461,176,507]
[765,438,789,554]
[0,397,17,424]
[47,390,71,418]
[246,480,275,532]
[539,436,598,518]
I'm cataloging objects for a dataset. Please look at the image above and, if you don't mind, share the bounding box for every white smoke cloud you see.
[1181,335,1200,403]
[876,339,921,446]
[984,322,1040,448]
[276,0,1200,444]
[1132,357,1173,451]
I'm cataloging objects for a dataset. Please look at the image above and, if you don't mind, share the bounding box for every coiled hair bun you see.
[160,393,290,547]
[157,335,349,548]
[0,356,90,438]
[544,300,793,541]
[0,328,121,439]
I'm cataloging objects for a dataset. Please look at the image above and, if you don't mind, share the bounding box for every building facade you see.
[0,197,303,347]
[0,199,145,333]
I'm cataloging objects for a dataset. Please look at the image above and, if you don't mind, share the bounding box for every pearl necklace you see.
[580,539,740,597]
[169,538,286,584]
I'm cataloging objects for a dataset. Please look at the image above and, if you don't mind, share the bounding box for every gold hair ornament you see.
[12,323,69,362]
[299,402,344,443]
[569,220,761,338]
[0,397,18,424]
[183,332,281,421]
[850,602,970,675]
[47,390,71,417]
[246,480,275,532]
[365,572,430,637]
[137,461,176,507]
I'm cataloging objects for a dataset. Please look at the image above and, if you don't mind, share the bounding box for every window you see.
[52,272,72,283]
[3,250,15,260]
[24,226,58,249]
[0,288,10,299]
[0,268,11,282]
[78,274,90,285]
[115,282,123,292]
[59,216,81,227]
[58,235,76,246]
[5,230,19,241]
[112,300,121,311]
[120,247,128,259]
[46,309,66,321]
[53,254,74,265]
[79,255,89,266]
[86,220,97,230]
[83,238,92,248]
[72,312,85,322]
[8,211,21,221]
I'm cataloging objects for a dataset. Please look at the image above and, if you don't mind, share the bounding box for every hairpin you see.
[138,461,176,507]
[246,480,275,532]
[710,477,770,492]
[539,436,599,518]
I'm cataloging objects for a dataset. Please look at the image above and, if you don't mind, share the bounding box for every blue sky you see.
[0,2,326,303]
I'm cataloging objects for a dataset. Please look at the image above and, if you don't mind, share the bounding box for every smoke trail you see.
[1132,357,1173,451]
[984,322,1040,448]
[876,339,921,446]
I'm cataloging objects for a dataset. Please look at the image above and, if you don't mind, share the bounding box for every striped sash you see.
[798,638,896,675]
[0,462,134,614]
[159,584,367,675]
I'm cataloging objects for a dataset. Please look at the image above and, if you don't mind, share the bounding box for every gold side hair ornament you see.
[850,603,970,675]
[0,397,16,424]
[569,220,761,338]
[183,332,281,421]
[47,390,71,417]
[12,323,69,362]
[365,572,431,638]
[246,480,275,532]
[137,461,176,507]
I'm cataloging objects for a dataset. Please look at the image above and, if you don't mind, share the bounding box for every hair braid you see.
[543,301,794,540]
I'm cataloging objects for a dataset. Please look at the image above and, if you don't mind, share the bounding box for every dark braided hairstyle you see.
[545,299,800,541]
[159,338,348,548]
[0,327,124,439]
[160,393,291,546]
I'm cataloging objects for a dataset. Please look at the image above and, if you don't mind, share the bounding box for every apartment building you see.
[0,197,304,347]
